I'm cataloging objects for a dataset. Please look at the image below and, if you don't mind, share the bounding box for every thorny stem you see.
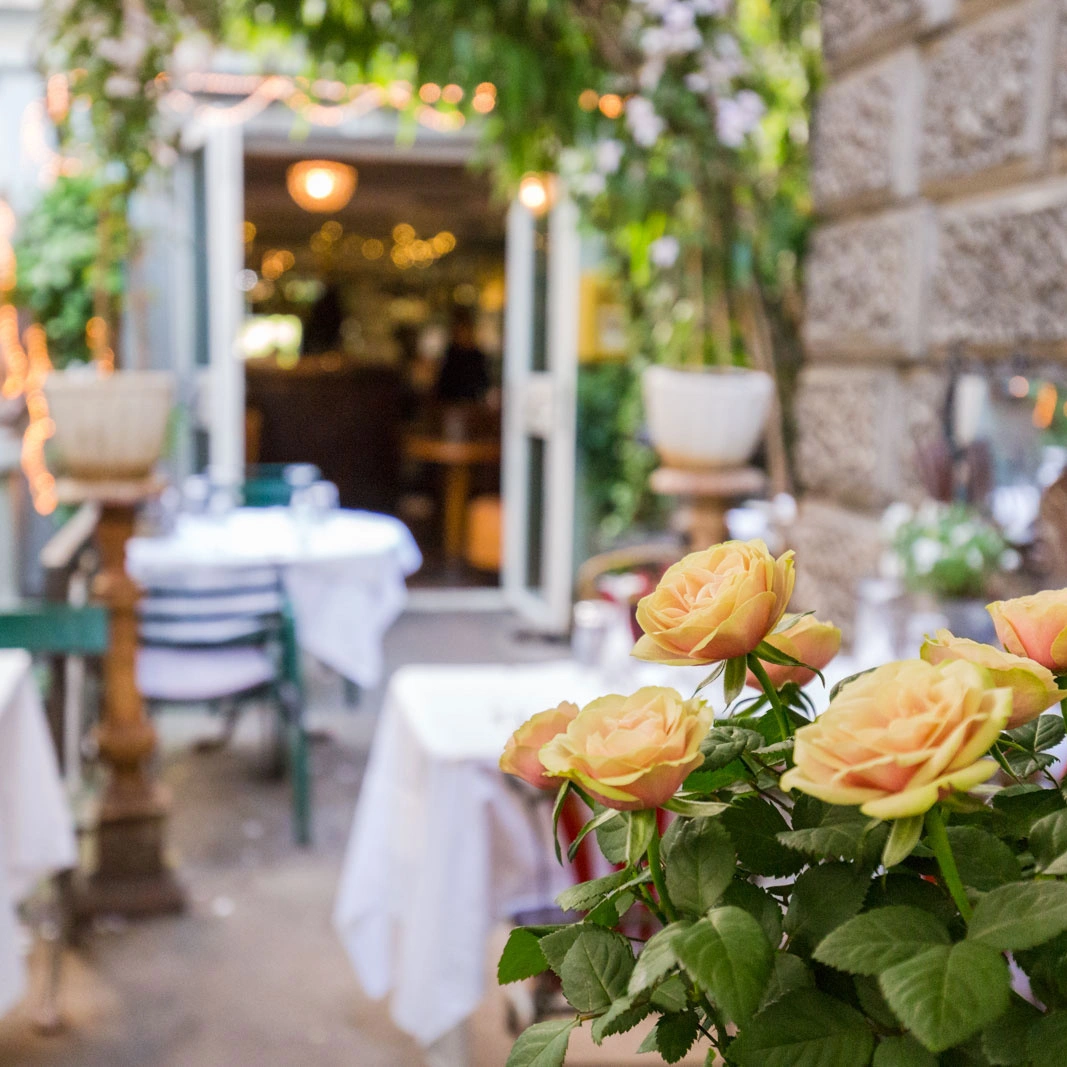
[747,654,791,743]
[646,821,678,924]
[926,806,972,923]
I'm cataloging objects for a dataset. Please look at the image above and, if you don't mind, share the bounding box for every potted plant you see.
[500,540,1067,1065]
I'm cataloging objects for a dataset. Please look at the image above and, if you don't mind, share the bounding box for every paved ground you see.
[0,612,703,1066]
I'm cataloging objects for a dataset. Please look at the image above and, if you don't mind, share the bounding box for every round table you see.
[126,508,423,688]
[404,434,501,568]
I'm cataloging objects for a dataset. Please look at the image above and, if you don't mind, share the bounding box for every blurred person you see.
[435,306,490,403]
[301,284,344,356]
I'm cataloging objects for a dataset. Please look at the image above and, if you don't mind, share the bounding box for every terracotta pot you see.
[44,368,174,479]
[642,364,774,469]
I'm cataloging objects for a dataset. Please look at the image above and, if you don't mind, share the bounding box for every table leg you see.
[75,502,183,918]
[442,464,471,567]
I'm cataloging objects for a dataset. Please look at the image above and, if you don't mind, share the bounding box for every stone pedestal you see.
[649,466,767,550]
[56,476,184,918]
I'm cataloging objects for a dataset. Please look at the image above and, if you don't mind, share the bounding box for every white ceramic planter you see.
[642,364,774,469]
[44,368,175,479]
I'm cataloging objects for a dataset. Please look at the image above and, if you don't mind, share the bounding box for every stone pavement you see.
[0,612,699,1066]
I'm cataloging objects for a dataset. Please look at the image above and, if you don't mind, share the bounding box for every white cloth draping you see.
[334,662,607,1049]
[0,650,77,1018]
[126,508,422,688]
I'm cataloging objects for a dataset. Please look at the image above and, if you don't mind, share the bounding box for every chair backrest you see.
[0,603,109,656]
[137,567,286,648]
[242,463,323,508]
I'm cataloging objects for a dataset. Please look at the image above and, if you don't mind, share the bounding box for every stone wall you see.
[795,0,1067,634]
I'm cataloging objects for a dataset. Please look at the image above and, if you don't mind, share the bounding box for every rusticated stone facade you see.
[797,0,1067,633]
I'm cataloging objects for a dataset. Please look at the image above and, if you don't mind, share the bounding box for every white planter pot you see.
[44,368,175,479]
[642,364,775,469]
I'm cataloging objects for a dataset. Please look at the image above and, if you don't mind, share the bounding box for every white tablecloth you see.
[334,661,607,1048]
[126,508,422,688]
[0,651,77,1018]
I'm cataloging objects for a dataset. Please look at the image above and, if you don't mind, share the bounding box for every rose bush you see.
[920,628,1067,728]
[499,547,1067,1067]
[632,539,794,666]
[537,688,712,810]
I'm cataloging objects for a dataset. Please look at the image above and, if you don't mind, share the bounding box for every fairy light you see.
[598,93,623,118]
[578,89,599,111]
[1034,382,1058,430]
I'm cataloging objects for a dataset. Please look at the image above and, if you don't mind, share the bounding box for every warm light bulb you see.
[518,173,553,214]
[304,168,336,200]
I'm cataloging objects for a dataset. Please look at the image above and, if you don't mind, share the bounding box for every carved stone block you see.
[822,0,954,71]
[803,206,931,359]
[1049,0,1067,148]
[930,179,1067,352]
[811,49,921,215]
[795,366,947,510]
[790,500,884,639]
[920,0,1054,194]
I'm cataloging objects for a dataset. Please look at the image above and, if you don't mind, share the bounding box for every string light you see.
[598,93,623,119]
[578,89,599,111]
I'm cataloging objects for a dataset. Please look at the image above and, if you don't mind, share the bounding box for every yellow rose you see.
[499,701,579,790]
[920,629,1067,729]
[633,540,795,666]
[780,660,1011,820]
[745,614,841,689]
[987,589,1067,673]
[538,687,713,811]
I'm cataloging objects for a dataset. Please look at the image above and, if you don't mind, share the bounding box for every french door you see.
[501,192,580,634]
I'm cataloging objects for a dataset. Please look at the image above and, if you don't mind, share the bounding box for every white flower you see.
[1000,548,1022,571]
[649,235,681,268]
[639,56,666,91]
[949,523,976,547]
[716,89,765,146]
[912,537,943,575]
[103,74,140,99]
[594,139,624,174]
[690,0,730,12]
[97,34,148,70]
[685,71,710,93]
[965,547,985,571]
[626,96,666,147]
[662,2,696,32]
[881,502,914,539]
[640,26,667,57]
[575,172,606,197]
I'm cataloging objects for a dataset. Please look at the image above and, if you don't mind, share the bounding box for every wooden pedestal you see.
[649,466,768,550]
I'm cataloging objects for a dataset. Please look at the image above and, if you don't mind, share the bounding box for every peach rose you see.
[920,629,1067,729]
[538,687,713,811]
[500,701,579,790]
[780,660,1011,820]
[633,540,795,666]
[745,614,841,689]
[987,590,1067,673]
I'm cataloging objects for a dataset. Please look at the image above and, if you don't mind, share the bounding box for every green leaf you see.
[969,882,1067,952]
[872,1035,937,1067]
[499,927,550,984]
[864,873,957,927]
[946,826,1021,890]
[752,640,824,683]
[813,906,951,976]
[641,1011,701,1064]
[586,889,636,928]
[558,927,634,1013]
[778,803,888,864]
[567,808,620,862]
[595,812,629,865]
[551,782,572,865]
[994,785,1067,839]
[829,668,877,701]
[722,879,784,947]
[590,995,652,1045]
[1014,933,1067,1010]
[731,990,875,1067]
[784,863,871,953]
[699,725,764,771]
[981,995,1043,1065]
[1004,715,1065,777]
[882,815,924,868]
[760,952,814,1009]
[1030,810,1067,876]
[628,922,690,995]
[1029,1012,1067,1066]
[539,927,583,976]
[694,660,727,694]
[505,1017,578,1067]
[556,868,639,913]
[662,796,730,817]
[854,975,900,1031]
[663,817,736,917]
[650,973,688,1013]
[724,655,747,705]
[674,906,773,1024]
[721,796,806,877]
[626,809,656,867]
[878,941,1010,1053]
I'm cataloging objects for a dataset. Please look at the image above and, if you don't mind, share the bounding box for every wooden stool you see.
[465,495,502,572]
[649,466,767,550]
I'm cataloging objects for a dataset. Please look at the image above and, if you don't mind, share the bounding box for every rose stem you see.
[646,821,678,924]
[746,655,791,742]
[1060,691,1067,741]
[925,806,972,922]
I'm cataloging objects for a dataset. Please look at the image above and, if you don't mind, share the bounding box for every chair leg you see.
[280,683,311,846]
[193,698,240,753]
[33,870,72,1035]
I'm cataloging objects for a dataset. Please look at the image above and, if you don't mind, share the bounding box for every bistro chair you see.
[134,566,311,846]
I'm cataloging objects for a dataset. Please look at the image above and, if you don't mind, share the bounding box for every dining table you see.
[125,507,422,689]
[0,650,77,1019]
[334,660,609,1065]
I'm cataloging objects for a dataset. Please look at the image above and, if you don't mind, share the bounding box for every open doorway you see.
[239,150,507,588]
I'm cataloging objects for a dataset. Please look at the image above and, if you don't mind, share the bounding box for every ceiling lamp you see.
[286,160,358,213]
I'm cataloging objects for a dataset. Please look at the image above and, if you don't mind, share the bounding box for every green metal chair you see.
[241,463,321,508]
